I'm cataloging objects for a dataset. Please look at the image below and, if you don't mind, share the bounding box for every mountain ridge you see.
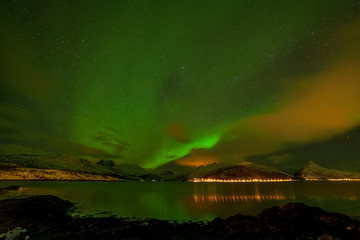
[2,144,360,181]
[294,160,360,180]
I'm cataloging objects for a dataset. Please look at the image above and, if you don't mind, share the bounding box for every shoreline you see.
[0,167,124,181]
[1,195,360,240]
[3,179,360,182]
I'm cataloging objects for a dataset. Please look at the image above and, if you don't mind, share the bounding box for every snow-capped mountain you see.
[96,159,149,178]
[294,160,360,180]
[0,145,148,180]
[187,162,293,180]
[148,162,196,181]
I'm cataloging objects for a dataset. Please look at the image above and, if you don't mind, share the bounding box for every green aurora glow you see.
[1,0,360,169]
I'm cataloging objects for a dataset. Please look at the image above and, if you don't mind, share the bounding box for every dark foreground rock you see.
[1,196,360,240]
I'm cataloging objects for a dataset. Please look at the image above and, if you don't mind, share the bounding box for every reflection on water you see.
[193,181,296,204]
[194,182,295,203]
[192,178,294,182]
[0,181,360,220]
[194,193,290,204]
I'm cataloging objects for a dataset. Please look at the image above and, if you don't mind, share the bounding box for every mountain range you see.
[294,160,360,180]
[1,144,359,181]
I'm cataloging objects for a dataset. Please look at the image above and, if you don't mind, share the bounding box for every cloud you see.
[176,148,220,167]
[0,103,118,159]
[0,23,61,101]
[210,20,360,162]
[93,126,129,156]
[166,122,192,143]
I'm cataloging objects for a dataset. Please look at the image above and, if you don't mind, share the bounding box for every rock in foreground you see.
[0,196,359,240]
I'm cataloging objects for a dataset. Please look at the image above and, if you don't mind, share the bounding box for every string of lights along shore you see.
[191,178,360,183]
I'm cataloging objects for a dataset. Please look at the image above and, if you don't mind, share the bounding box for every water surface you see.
[1,181,359,220]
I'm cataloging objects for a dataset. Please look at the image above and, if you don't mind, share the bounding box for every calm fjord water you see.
[1,181,359,220]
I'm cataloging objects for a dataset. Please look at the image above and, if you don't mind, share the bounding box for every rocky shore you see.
[1,195,359,240]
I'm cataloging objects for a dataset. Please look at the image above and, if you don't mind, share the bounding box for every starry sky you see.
[1,0,360,170]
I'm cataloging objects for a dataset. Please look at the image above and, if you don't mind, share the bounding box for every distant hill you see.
[10,144,360,182]
[187,162,293,180]
[0,144,149,180]
[0,166,122,181]
[247,125,360,173]
[0,153,113,175]
[149,162,196,181]
[156,161,196,175]
[294,160,360,180]
[97,160,149,179]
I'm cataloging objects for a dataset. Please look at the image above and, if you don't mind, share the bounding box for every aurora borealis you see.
[1,0,360,169]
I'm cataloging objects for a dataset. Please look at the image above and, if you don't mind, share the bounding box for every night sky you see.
[1,0,360,169]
